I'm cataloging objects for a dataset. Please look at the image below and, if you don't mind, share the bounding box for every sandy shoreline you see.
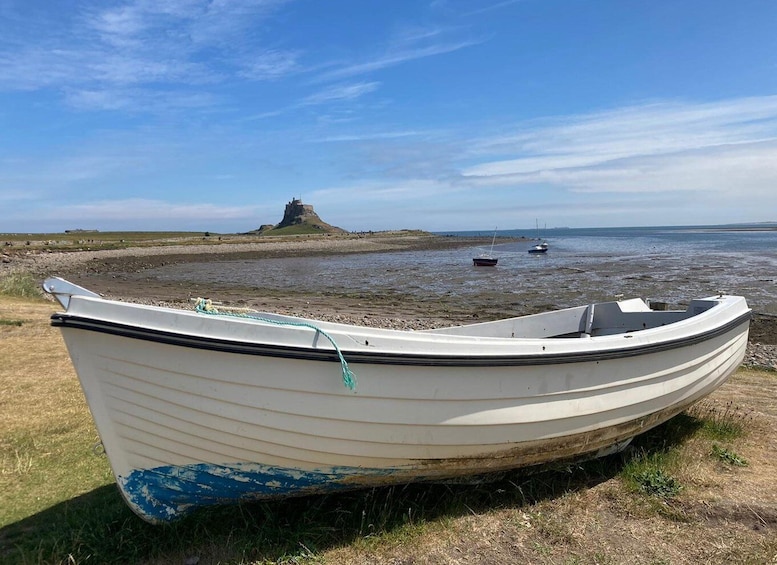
[3,233,509,325]
[4,233,495,277]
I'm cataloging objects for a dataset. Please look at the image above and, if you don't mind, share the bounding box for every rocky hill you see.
[248,198,347,235]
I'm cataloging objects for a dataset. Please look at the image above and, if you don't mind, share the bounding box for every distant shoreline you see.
[702,226,777,232]
[2,232,516,280]
[3,232,516,329]
[5,230,776,357]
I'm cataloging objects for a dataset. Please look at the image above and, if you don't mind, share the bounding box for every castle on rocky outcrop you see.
[278,198,321,228]
[249,198,347,234]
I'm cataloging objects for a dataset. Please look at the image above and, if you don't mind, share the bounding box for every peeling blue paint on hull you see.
[119,462,403,523]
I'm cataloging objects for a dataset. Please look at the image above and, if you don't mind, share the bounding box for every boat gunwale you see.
[50,309,752,368]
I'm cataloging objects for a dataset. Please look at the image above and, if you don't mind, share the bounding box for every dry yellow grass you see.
[1,295,776,564]
[0,296,112,526]
[319,368,777,565]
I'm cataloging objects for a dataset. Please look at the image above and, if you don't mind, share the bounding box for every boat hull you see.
[49,288,750,523]
[473,257,498,266]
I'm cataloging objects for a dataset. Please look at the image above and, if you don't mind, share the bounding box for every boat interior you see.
[424,297,724,339]
[43,277,733,343]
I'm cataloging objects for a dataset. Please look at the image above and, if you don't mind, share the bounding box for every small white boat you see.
[43,277,750,524]
[473,227,498,266]
[528,241,549,254]
[529,220,549,253]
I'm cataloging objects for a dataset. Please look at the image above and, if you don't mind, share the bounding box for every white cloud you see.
[64,87,219,112]
[301,82,381,106]
[313,179,433,199]
[460,97,777,196]
[239,49,301,80]
[284,95,777,229]
[0,1,484,119]
[60,198,260,221]
[317,38,483,83]
[563,140,777,194]
[311,130,426,143]
[0,0,294,98]
[458,1,522,17]
[310,22,485,84]
[0,188,40,202]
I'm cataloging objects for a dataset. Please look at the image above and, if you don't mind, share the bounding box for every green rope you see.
[193,298,356,391]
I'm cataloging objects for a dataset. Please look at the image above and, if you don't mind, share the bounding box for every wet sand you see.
[8,234,514,327]
[6,233,777,355]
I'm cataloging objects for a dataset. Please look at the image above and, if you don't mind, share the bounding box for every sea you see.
[145,224,777,315]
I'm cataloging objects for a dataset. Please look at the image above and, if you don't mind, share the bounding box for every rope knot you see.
[194,298,218,313]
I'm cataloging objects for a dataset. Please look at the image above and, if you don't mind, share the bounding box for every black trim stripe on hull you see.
[50,311,751,368]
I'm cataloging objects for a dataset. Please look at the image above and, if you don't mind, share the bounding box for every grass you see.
[1,295,775,564]
[0,229,437,256]
[623,456,683,498]
[0,231,216,253]
[691,400,751,441]
[0,272,39,331]
[258,224,340,236]
[710,444,749,467]
[1,461,625,564]
[0,271,42,299]
[618,401,757,501]
[0,231,209,241]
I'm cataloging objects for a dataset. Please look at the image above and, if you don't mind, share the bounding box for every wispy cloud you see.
[301,82,381,106]
[311,130,427,143]
[0,0,295,106]
[458,0,522,18]
[559,141,777,194]
[238,49,301,80]
[308,19,486,84]
[317,37,483,83]
[245,81,381,120]
[461,96,777,194]
[82,0,289,52]
[60,198,260,221]
[311,178,456,203]
[283,95,777,229]
[0,1,485,119]
[63,87,219,112]
[0,152,146,188]
[0,187,41,202]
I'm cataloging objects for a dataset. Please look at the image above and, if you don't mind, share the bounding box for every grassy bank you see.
[1,231,213,253]
[0,229,435,254]
[1,296,775,564]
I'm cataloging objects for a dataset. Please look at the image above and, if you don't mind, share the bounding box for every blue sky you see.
[2,0,777,233]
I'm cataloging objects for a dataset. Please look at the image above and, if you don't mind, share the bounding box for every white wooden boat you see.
[43,277,750,524]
